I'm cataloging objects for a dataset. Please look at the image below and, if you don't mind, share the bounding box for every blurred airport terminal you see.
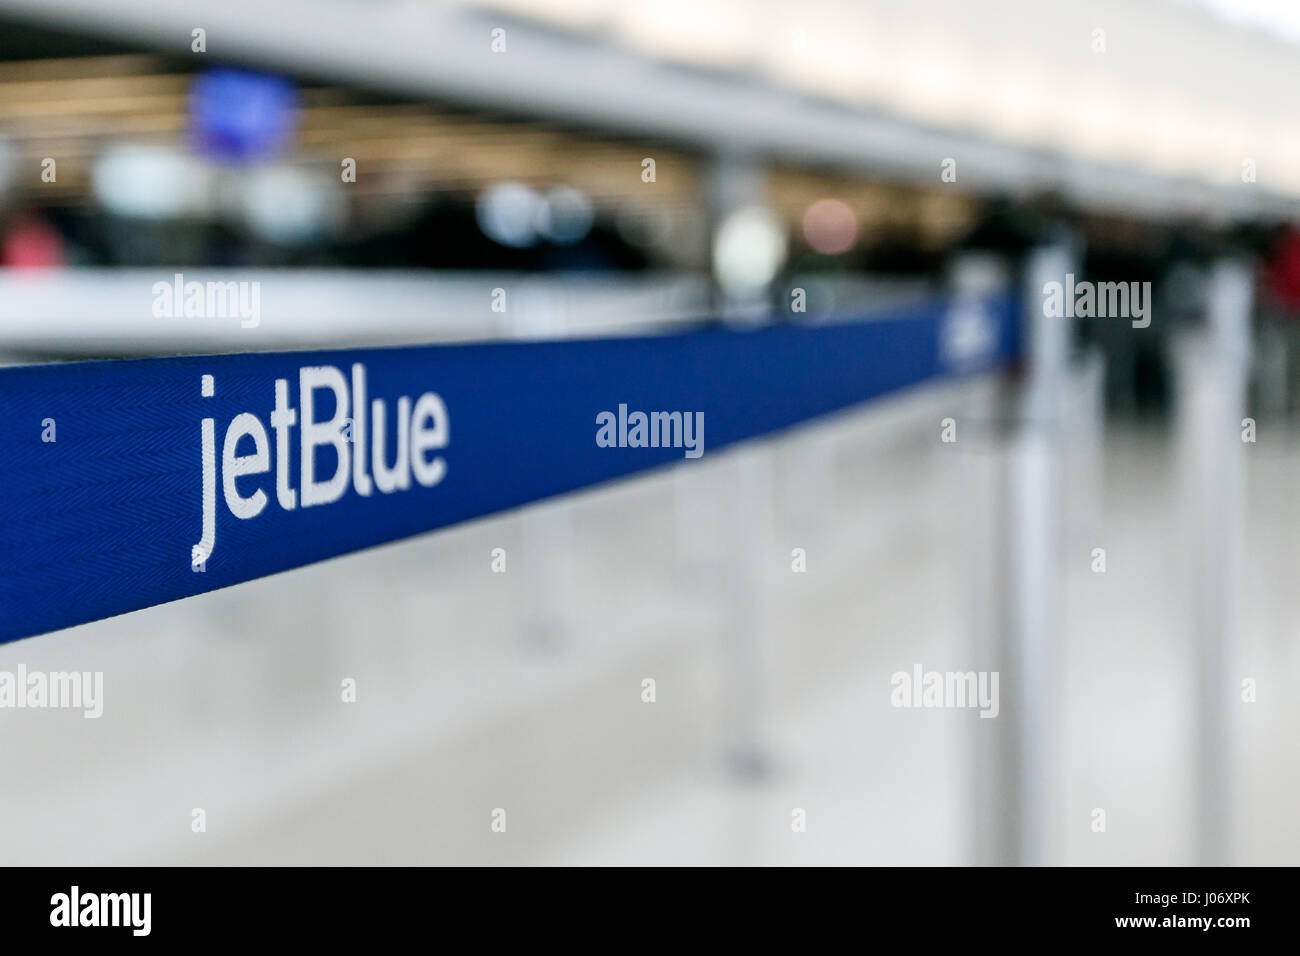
[1,0,1299,866]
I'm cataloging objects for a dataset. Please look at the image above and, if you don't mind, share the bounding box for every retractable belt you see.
[0,294,1017,644]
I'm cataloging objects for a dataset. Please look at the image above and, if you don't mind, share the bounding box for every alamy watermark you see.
[1043,273,1150,328]
[50,886,150,936]
[0,665,103,718]
[890,663,999,718]
[152,273,261,328]
[596,404,704,459]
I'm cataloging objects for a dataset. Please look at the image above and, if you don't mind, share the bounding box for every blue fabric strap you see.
[0,295,1017,644]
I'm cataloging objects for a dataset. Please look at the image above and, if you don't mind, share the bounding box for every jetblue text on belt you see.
[0,295,1020,644]
[192,364,449,569]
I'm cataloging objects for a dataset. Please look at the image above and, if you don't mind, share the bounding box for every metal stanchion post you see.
[971,240,1075,865]
[1176,258,1251,865]
[510,288,576,654]
[720,444,774,778]
[706,151,777,778]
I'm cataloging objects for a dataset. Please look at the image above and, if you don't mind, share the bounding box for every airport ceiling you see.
[0,0,1297,222]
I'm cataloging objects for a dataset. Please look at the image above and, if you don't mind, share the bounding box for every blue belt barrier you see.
[0,295,1017,644]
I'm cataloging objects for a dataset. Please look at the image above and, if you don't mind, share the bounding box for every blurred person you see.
[0,209,64,269]
[1256,223,1300,416]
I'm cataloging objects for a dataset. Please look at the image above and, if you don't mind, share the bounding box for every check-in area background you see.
[1,0,1299,866]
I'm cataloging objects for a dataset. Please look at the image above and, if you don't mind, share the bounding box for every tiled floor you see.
[1,377,1296,865]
